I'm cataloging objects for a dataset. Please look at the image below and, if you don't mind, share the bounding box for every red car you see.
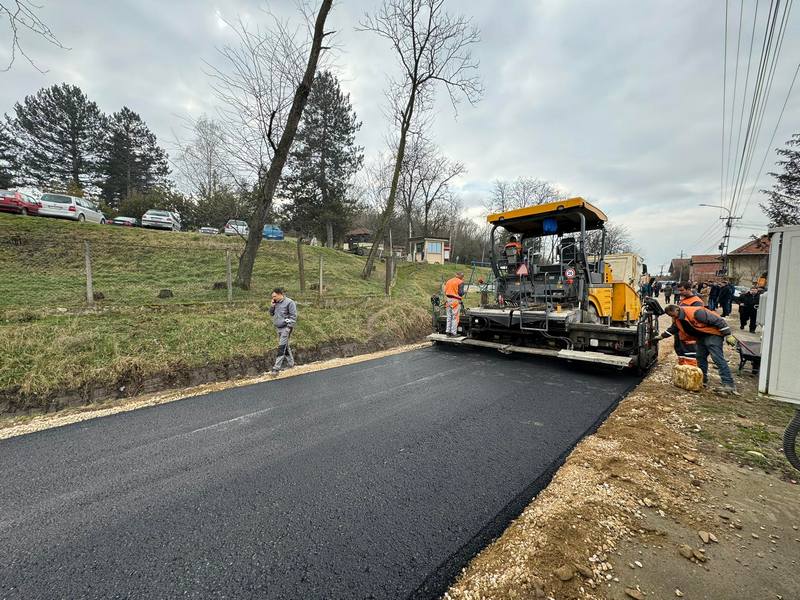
[0,189,40,216]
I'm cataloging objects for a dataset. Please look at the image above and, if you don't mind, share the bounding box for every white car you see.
[199,226,219,235]
[224,219,249,237]
[142,209,181,231]
[38,193,107,223]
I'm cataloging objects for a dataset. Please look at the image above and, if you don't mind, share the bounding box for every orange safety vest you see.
[679,294,704,307]
[673,306,724,341]
[444,277,463,300]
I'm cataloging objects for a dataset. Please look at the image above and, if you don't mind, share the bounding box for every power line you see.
[730,0,793,218]
[740,61,800,216]
[724,0,746,213]
[727,0,778,214]
[720,0,729,211]
[732,0,794,217]
[729,0,760,204]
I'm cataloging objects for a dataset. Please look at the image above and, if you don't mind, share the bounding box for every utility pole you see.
[699,204,741,277]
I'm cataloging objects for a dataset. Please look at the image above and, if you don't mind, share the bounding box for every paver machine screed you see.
[429,198,662,371]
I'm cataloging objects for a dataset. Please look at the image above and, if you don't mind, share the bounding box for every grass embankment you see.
[1,213,481,410]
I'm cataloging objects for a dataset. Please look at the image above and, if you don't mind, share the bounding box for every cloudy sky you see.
[1,0,798,269]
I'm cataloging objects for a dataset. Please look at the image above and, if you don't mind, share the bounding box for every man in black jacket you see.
[717,280,735,316]
[738,287,761,333]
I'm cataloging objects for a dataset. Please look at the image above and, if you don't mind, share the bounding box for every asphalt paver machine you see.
[429,198,662,371]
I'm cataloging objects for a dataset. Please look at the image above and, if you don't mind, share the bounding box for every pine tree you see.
[8,83,103,190]
[281,71,363,246]
[98,107,170,207]
[761,133,800,226]
[0,119,19,188]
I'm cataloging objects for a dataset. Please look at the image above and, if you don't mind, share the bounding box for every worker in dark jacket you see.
[717,280,735,316]
[708,282,720,310]
[738,287,761,333]
[661,304,737,394]
[268,287,297,376]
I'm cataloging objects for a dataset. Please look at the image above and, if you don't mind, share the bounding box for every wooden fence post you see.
[297,239,306,293]
[226,249,233,302]
[385,255,392,297]
[318,255,323,299]
[84,241,94,306]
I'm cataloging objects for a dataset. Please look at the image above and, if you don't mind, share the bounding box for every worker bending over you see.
[443,272,466,337]
[660,304,738,395]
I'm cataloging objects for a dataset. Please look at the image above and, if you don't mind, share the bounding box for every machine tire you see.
[78,213,86,222]
[784,410,800,472]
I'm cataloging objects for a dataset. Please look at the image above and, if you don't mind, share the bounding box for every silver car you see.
[142,209,181,231]
[38,193,107,223]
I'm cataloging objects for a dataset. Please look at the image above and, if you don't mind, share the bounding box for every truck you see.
[590,252,647,290]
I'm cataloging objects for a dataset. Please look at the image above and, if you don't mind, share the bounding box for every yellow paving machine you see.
[428,198,662,371]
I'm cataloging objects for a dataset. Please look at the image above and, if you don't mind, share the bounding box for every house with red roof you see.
[728,235,770,286]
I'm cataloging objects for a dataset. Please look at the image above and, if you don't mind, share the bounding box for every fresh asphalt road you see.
[0,346,640,599]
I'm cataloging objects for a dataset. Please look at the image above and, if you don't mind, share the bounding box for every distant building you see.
[728,235,770,286]
[409,236,449,264]
[689,254,723,282]
[669,258,690,281]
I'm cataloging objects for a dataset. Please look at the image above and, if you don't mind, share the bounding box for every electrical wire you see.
[730,0,793,218]
[720,0,730,210]
[733,2,795,217]
[724,0,746,213]
[740,64,800,215]
[727,0,778,214]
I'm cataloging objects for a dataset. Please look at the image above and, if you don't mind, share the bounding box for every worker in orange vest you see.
[676,282,704,307]
[443,272,465,337]
[660,304,738,395]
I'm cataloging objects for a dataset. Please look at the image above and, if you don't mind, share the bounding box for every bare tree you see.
[207,1,333,289]
[585,222,637,255]
[418,150,464,235]
[173,115,230,201]
[358,0,482,279]
[486,179,510,214]
[1,1,66,71]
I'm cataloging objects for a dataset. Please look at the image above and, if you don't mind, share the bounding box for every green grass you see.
[0,213,485,404]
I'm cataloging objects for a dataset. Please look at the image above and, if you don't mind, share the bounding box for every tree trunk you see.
[326,221,334,248]
[235,0,333,289]
[361,91,416,279]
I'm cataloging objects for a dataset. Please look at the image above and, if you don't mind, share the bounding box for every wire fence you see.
[0,233,394,311]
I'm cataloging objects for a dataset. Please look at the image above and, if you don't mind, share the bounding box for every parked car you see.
[0,189,40,216]
[38,193,106,223]
[111,216,139,227]
[141,209,181,231]
[199,226,219,235]
[262,224,284,240]
[224,219,249,237]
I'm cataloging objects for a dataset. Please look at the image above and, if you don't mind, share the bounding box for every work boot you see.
[268,369,280,378]
[714,385,740,397]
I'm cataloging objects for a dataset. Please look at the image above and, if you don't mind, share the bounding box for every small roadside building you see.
[669,258,690,282]
[728,235,770,286]
[689,254,723,282]
[409,236,449,264]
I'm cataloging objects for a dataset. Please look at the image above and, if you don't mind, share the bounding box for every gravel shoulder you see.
[445,315,799,600]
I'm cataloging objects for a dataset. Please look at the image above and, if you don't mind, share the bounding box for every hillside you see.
[1,214,481,411]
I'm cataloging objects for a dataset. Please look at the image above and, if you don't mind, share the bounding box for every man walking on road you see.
[661,304,738,395]
[663,282,673,304]
[268,287,297,376]
[738,287,761,333]
[444,272,465,337]
[718,280,735,316]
